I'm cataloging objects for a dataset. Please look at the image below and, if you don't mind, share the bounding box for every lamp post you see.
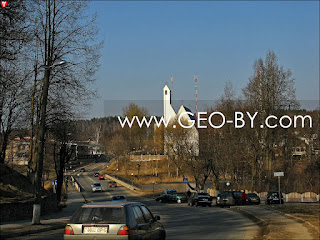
[32,60,66,225]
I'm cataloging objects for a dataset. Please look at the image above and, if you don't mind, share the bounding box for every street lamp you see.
[32,60,67,225]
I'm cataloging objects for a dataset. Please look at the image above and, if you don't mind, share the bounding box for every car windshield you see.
[70,207,125,224]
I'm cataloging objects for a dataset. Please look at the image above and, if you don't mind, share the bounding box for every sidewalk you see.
[233,205,319,240]
[0,186,85,239]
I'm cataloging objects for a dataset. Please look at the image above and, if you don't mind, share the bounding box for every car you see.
[94,173,99,177]
[79,168,85,172]
[112,195,127,201]
[232,191,243,205]
[64,202,166,240]
[188,192,212,207]
[247,193,260,205]
[176,193,188,203]
[216,191,235,207]
[91,182,102,192]
[266,192,284,204]
[98,175,105,180]
[108,181,117,188]
[156,189,178,203]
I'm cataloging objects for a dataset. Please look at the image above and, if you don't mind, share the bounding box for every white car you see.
[91,182,102,192]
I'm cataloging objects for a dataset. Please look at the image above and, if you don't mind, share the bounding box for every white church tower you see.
[163,85,176,122]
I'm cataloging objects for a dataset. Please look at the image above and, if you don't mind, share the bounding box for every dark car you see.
[112,195,127,201]
[232,191,243,205]
[247,193,260,205]
[64,202,166,240]
[188,192,212,207]
[79,168,85,172]
[216,191,235,207]
[108,181,117,188]
[266,192,284,204]
[176,193,188,203]
[94,172,99,177]
[156,189,178,203]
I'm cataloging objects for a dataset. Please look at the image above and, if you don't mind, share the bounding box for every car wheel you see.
[208,204,212,207]
[159,199,163,203]
[195,202,198,207]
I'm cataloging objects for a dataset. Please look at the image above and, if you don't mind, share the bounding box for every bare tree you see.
[243,50,298,190]
[29,0,102,224]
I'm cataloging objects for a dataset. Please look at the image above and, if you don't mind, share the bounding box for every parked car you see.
[91,182,102,193]
[108,181,117,188]
[64,202,166,240]
[188,192,212,207]
[156,189,178,203]
[94,172,99,177]
[98,175,105,180]
[216,191,235,207]
[112,195,127,201]
[266,192,284,204]
[176,193,188,203]
[79,168,85,172]
[247,193,260,205]
[232,191,243,205]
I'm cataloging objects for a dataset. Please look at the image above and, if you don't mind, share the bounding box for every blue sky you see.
[87,1,319,118]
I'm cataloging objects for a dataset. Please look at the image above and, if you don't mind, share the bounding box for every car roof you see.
[93,182,101,184]
[82,201,142,208]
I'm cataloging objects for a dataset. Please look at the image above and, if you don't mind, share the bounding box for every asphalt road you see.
[12,163,259,239]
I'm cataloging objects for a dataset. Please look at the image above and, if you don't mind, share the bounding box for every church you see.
[163,84,199,156]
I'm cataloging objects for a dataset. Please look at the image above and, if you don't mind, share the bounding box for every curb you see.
[259,205,320,239]
[231,207,269,239]
[0,221,67,239]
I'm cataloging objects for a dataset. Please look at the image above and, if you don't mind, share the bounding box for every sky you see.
[86,1,319,118]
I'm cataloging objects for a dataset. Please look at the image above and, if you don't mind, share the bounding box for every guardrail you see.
[70,176,82,193]
[111,174,144,189]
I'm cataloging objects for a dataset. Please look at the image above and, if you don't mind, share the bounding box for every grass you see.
[104,159,194,184]
[263,204,320,231]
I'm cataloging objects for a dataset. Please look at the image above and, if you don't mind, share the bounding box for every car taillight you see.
[268,197,271,200]
[64,225,74,235]
[117,225,129,235]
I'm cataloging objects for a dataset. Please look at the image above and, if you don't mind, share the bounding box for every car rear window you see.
[70,207,125,224]
[222,192,233,197]
[247,193,257,197]
[93,183,101,186]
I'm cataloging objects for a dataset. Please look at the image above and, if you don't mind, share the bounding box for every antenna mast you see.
[170,76,174,101]
[195,75,198,116]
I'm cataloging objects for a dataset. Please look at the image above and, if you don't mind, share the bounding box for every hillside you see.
[0,164,35,202]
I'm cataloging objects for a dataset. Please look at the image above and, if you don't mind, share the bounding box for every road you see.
[12,163,259,239]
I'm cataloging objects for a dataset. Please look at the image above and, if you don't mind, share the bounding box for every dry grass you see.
[104,160,193,184]
[264,204,320,230]
[0,164,35,202]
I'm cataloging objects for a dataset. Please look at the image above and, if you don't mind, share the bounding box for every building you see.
[5,137,30,166]
[163,84,199,156]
